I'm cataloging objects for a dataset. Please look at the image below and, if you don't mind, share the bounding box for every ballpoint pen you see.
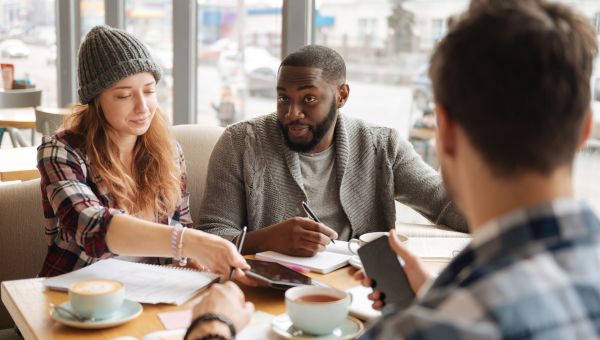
[229,226,247,280]
[302,201,335,244]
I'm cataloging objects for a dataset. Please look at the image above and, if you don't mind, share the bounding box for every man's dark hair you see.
[430,0,598,176]
[280,45,346,85]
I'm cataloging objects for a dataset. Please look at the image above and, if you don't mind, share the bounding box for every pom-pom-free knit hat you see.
[77,25,162,104]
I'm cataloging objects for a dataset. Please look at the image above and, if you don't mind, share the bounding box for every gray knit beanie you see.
[77,25,162,104]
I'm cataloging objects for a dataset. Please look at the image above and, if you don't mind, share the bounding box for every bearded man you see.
[197,45,466,256]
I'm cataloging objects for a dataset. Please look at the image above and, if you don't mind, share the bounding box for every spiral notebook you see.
[43,259,219,305]
[256,242,352,274]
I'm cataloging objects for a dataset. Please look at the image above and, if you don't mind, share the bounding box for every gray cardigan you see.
[196,113,467,240]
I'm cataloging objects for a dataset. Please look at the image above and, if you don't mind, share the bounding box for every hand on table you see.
[352,230,433,310]
[188,282,254,339]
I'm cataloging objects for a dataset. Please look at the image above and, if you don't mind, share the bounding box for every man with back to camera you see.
[352,0,600,338]
[181,1,600,339]
[197,45,467,256]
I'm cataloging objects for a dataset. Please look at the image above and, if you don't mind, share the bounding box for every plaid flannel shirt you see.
[360,199,600,340]
[37,131,193,277]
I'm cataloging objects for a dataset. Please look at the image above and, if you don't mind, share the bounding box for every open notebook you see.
[43,259,219,305]
[256,241,353,274]
[397,223,472,261]
[256,224,472,273]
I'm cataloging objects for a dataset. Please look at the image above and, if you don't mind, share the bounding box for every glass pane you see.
[125,0,173,121]
[315,0,467,139]
[0,0,57,107]
[567,1,600,212]
[197,0,283,126]
[80,0,105,40]
[315,0,600,215]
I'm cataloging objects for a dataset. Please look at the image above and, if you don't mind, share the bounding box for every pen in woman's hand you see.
[301,201,335,244]
[229,226,247,281]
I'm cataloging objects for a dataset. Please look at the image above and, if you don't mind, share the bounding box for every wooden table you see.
[0,110,35,129]
[0,107,71,130]
[0,107,71,146]
[0,146,38,181]
[409,127,435,140]
[1,266,362,340]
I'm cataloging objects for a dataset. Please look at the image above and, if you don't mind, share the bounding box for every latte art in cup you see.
[70,280,123,295]
[68,279,125,320]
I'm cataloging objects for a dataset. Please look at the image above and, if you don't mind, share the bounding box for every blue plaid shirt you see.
[360,199,600,340]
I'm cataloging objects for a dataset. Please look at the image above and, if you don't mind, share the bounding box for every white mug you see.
[285,286,351,335]
[347,231,408,255]
[68,279,125,320]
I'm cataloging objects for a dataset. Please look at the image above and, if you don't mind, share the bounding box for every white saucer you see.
[50,300,143,329]
[348,255,363,270]
[271,314,363,339]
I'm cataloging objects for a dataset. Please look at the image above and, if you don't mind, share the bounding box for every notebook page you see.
[325,240,352,255]
[43,259,219,305]
[396,223,470,238]
[255,251,351,274]
[405,237,471,260]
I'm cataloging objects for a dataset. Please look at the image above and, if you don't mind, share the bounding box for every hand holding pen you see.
[302,201,336,244]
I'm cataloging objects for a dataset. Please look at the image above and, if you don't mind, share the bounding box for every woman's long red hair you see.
[64,101,180,218]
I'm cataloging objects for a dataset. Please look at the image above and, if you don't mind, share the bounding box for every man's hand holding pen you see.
[236,202,338,257]
[302,201,336,245]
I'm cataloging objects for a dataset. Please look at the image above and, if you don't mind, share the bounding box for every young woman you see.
[37,25,247,278]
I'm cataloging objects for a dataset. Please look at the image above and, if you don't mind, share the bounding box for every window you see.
[196,0,282,126]
[567,2,600,213]
[125,0,173,121]
[0,0,57,106]
[80,0,105,40]
[314,0,466,223]
[314,0,466,137]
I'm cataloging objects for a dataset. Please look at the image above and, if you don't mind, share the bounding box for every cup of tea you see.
[68,279,125,320]
[285,286,351,335]
[347,231,408,255]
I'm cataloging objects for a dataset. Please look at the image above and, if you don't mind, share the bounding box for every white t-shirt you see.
[299,144,351,240]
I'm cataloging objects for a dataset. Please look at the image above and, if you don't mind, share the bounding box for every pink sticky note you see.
[157,310,192,330]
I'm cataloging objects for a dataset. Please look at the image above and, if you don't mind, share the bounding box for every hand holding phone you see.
[358,235,415,311]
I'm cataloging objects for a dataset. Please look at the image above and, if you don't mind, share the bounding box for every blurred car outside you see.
[217,46,279,98]
[411,64,433,112]
[0,39,30,59]
[588,66,600,147]
[198,38,237,63]
[46,44,56,65]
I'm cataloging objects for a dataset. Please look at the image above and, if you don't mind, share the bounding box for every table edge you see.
[1,281,36,340]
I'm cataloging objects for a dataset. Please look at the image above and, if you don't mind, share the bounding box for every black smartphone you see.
[357,235,415,310]
[245,259,313,290]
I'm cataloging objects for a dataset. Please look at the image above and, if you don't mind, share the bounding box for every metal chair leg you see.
[6,128,30,147]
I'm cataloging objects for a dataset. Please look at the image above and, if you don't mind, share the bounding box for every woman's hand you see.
[353,230,433,309]
[186,230,250,277]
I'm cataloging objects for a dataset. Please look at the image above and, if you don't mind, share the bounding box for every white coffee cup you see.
[347,231,408,255]
[285,286,351,335]
[68,279,125,320]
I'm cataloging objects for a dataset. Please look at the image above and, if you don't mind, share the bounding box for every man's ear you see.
[577,108,593,150]
[435,105,456,156]
[337,84,350,108]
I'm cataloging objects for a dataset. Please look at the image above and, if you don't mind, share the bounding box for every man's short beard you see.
[278,100,338,153]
